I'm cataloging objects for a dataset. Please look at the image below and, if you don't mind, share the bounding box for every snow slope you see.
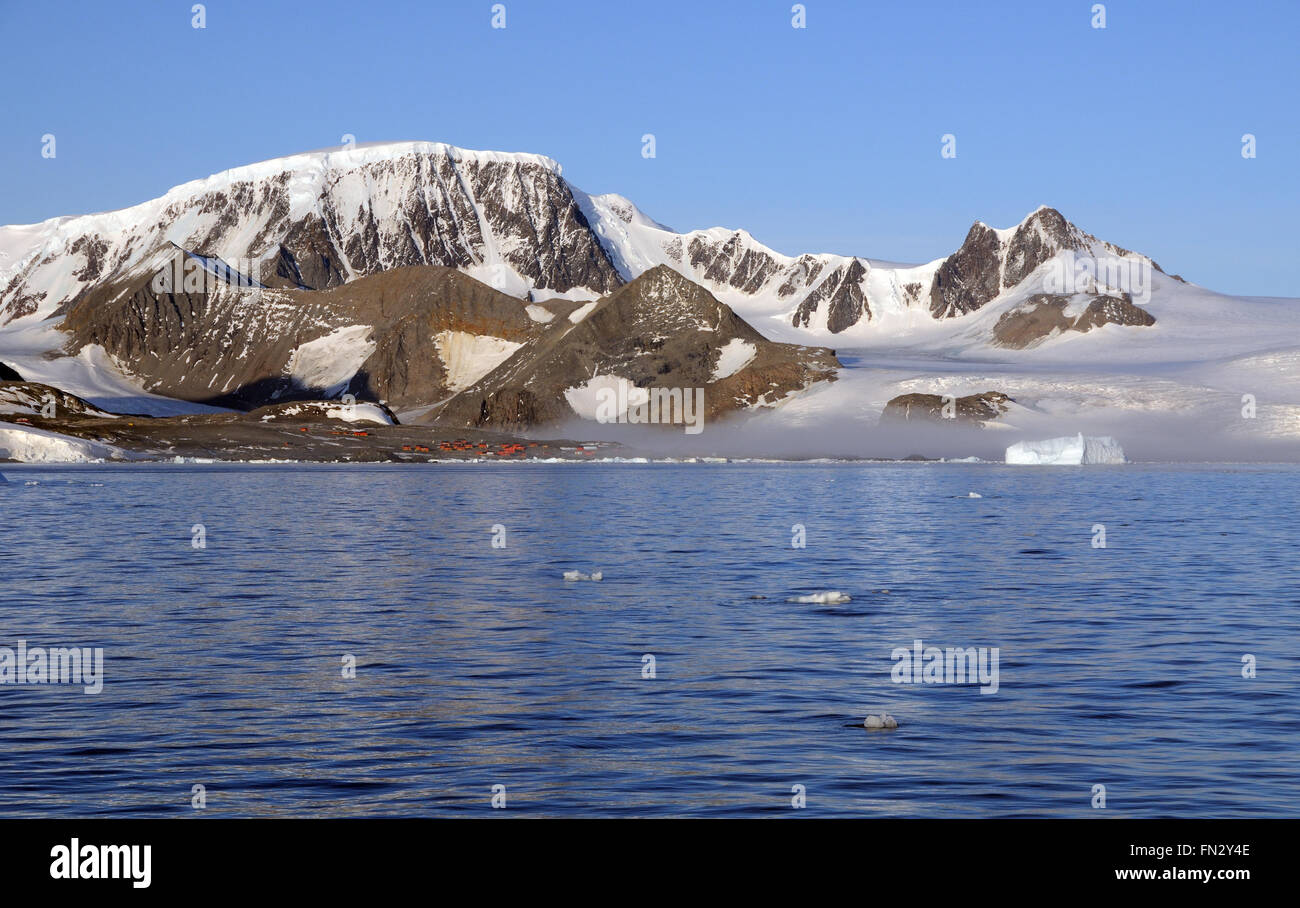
[0,424,125,463]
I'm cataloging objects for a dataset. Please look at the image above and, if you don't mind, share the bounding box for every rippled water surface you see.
[1,462,1297,817]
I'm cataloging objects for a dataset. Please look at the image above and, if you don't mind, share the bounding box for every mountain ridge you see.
[0,141,1168,342]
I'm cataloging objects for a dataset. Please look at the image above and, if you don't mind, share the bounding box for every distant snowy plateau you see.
[2,140,1298,461]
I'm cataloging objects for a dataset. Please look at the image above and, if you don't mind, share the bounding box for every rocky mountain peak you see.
[931,206,1096,318]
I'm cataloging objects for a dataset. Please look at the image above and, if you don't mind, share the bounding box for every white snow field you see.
[1006,434,1126,465]
[0,424,124,463]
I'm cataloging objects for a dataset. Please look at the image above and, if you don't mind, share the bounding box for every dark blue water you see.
[1,463,1297,817]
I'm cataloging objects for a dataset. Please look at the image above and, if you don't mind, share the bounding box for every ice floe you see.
[790,591,851,604]
[1005,433,1125,465]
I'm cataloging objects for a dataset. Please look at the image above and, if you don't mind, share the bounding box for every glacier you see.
[1005,433,1126,465]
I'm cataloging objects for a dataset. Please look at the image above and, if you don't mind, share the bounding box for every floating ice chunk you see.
[1005,433,1125,465]
[864,713,898,730]
[790,591,851,604]
[563,570,603,582]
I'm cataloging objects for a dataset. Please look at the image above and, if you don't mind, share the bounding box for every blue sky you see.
[1,0,1296,295]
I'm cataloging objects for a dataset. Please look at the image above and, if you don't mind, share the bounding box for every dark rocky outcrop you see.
[928,223,1005,318]
[0,381,119,419]
[927,207,1167,323]
[992,293,1155,349]
[791,259,870,332]
[881,390,1012,427]
[0,362,21,381]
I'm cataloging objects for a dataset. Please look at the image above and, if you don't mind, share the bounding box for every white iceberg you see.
[1005,433,1125,465]
[790,591,851,604]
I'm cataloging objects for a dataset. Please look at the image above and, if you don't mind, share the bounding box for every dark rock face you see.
[0,362,21,381]
[881,391,1012,426]
[433,265,841,431]
[688,234,781,295]
[928,223,1004,318]
[1001,207,1075,288]
[992,292,1155,349]
[777,256,826,299]
[927,207,1102,319]
[268,216,349,289]
[792,259,870,332]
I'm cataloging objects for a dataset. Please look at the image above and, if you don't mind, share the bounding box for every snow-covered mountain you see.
[0,141,1161,344]
[2,140,1298,456]
[0,142,621,326]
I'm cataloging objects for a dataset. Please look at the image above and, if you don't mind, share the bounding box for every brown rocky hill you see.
[430,265,841,430]
[62,256,840,427]
[63,256,547,410]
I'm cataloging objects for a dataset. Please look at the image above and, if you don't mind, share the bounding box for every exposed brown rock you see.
[433,265,841,431]
[61,254,543,411]
[881,390,1012,426]
[992,292,1155,349]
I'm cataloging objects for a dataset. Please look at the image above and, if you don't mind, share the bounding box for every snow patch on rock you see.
[287,326,375,396]
[711,338,757,381]
[433,330,524,392]
[564,374,636,421]
[568,301,598,324]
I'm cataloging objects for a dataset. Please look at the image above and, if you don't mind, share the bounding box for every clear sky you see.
[1,0,1296,295]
